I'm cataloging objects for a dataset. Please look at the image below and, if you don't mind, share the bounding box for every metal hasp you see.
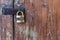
[2,5,25,23]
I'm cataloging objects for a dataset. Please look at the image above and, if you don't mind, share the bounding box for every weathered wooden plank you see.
[0,1,2,39]
[0,0,60,40]
[0,15,2,40]
[25,0,36,40]
[31,0,43,40]
[0,0,13,40]
[2,15,13,40]
[47,0,57,40]
[25,0,33,40]
[25,0,44,40]
[41,0,48,40]
[54,0,60,40]
[14,0,27,40]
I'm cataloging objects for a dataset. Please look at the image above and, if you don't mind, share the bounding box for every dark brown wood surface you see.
[0,0,60,40]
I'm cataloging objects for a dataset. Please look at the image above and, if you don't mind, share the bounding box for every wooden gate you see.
[0,0,60,40]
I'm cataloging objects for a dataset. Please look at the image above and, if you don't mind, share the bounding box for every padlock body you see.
[16,11,24,23]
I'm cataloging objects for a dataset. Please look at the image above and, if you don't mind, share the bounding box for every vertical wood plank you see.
[54,0,60,40]
[0,0,3,40]
[32,0,42,40]
[2,15,13,40]
[0,0,13,40]
[0,15,2,40]
[41,0,48,40]
[25,0,43,40]
[14,0,27,40]
[47,0,57,40]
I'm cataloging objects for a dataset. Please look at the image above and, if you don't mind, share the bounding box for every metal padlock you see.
[16,11,24,23]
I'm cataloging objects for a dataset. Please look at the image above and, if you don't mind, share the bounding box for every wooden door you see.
[0,0,60,40]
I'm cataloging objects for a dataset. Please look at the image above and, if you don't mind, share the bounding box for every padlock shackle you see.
[16,11,24,16]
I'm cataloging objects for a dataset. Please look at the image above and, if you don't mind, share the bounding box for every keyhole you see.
[18,12,22,15]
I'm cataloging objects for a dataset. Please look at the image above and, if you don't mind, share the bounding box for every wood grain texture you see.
[0,0,13,40]
[14,0,27,40]
[0,15,2,40]
[2,15,13,40]
[0,0,60,40]
[54,0,60,40]
[47,0,57,40]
